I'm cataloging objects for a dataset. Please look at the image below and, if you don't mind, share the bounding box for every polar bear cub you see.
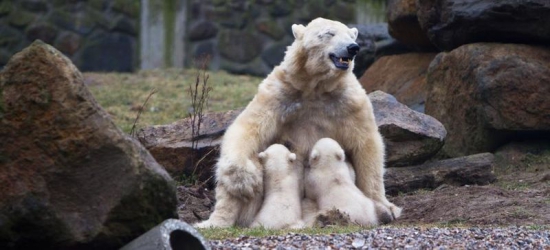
[306,138,388,226]
[251,144,303,229]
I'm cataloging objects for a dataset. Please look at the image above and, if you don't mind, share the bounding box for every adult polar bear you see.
[195,18,401,228]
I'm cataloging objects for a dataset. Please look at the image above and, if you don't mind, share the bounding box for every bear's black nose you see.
[347,43,360,56]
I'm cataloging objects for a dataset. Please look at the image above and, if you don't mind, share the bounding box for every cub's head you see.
[309,138,346,170]
[258,144,296,174]
[291,18,359,74]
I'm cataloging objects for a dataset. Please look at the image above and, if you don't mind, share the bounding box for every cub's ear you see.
[288,153,297,162]
[292,24,306,40]
[310,149,319,162]
[336,149,345,162]
[350,27,358,40]
[258,152,267,163]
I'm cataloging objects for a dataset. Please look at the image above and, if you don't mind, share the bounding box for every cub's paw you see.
[193,220,215,229]
[217,158,263,200]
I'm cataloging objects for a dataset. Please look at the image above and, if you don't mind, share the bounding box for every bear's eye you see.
[318,31,335,39]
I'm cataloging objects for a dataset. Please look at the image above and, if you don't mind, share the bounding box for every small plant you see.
[129,88,158,137]
[185,55,213,186]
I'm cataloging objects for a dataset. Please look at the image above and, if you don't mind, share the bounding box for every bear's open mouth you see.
[329,54,352,70]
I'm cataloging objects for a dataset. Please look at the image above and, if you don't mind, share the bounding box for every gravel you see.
[209,227,549,249]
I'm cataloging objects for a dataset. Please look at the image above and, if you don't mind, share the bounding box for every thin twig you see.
[130,88,158,137]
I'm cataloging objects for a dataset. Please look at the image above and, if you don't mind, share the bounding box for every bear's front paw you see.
[389,203,402,219]
[217,158,263,200]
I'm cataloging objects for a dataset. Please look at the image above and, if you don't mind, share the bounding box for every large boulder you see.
[360,53,437,112]
[138,110,242,184]
[370,91,446,167]
[385,153,496,196]
[416,0,550,51]
[138,91,446,177]
[0,41,177,249]
[425,43,550,157]
[386,0,433,48]
[349,23,418,78]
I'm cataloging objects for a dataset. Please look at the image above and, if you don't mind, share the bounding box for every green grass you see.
[198,225,370,240]
[86,68,262,133]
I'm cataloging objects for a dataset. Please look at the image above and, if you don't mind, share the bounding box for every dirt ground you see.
[177,142,550,228]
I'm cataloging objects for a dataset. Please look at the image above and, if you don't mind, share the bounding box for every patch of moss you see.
[89,0,107,11]
[112,0,140,18]
[0,0,13,17]
[7,9,35,27]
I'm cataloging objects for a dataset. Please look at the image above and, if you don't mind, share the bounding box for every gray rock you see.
[0,24,22,51]
[49,9,95,35]
[261,41,290,68]
[384,153,496,196]
[255,19,285,40]
[20,0,48,12]
[188,21,219,42]
[54,31,82,56]
[138,110,243,184]
[77,32,136,72]
[425,43,550,157]
[218,30,263,64]
[220,56,270,77]
[25,23,59,45]
[369,91,446,167]
[416,0,550,51]
[110,16,138,36]
[193,41,215,60]
[0,41,177,249]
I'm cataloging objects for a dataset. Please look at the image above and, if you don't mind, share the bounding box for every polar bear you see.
[250,144,303,229]
[301,160,356,227]
[195,17,400,228]
[305,138,393,226]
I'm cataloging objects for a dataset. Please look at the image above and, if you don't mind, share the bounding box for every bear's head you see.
[309,138,346,169]
[290,18,359,75]
[258,144,297,174]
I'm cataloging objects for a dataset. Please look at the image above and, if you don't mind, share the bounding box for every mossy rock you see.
[331,2,356,23]
[269,0,294,17]
[0,24,22,50]
[49,8,96,35]
[89,0,108,11]
[211,6,248,29]
[298,0,327,21]
[112,0,140,18]
[7,9,35,28]
[255,19,285,40]
[0,1,13,17]
[218,29,263,63]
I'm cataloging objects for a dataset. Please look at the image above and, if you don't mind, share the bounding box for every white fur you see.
[195,18,400,228]
[251,144,303,229]
[306,138,378,226]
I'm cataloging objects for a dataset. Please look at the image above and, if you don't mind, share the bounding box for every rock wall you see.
[0,0,139,72]
[186,0,366,76]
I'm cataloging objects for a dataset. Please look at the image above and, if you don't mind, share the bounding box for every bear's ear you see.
[288,153,296,163]
[292,24,305,40]
[350,27,358,40]
[336,149,345,162]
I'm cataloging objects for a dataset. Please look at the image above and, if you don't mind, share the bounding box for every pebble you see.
[209,227,549,249]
